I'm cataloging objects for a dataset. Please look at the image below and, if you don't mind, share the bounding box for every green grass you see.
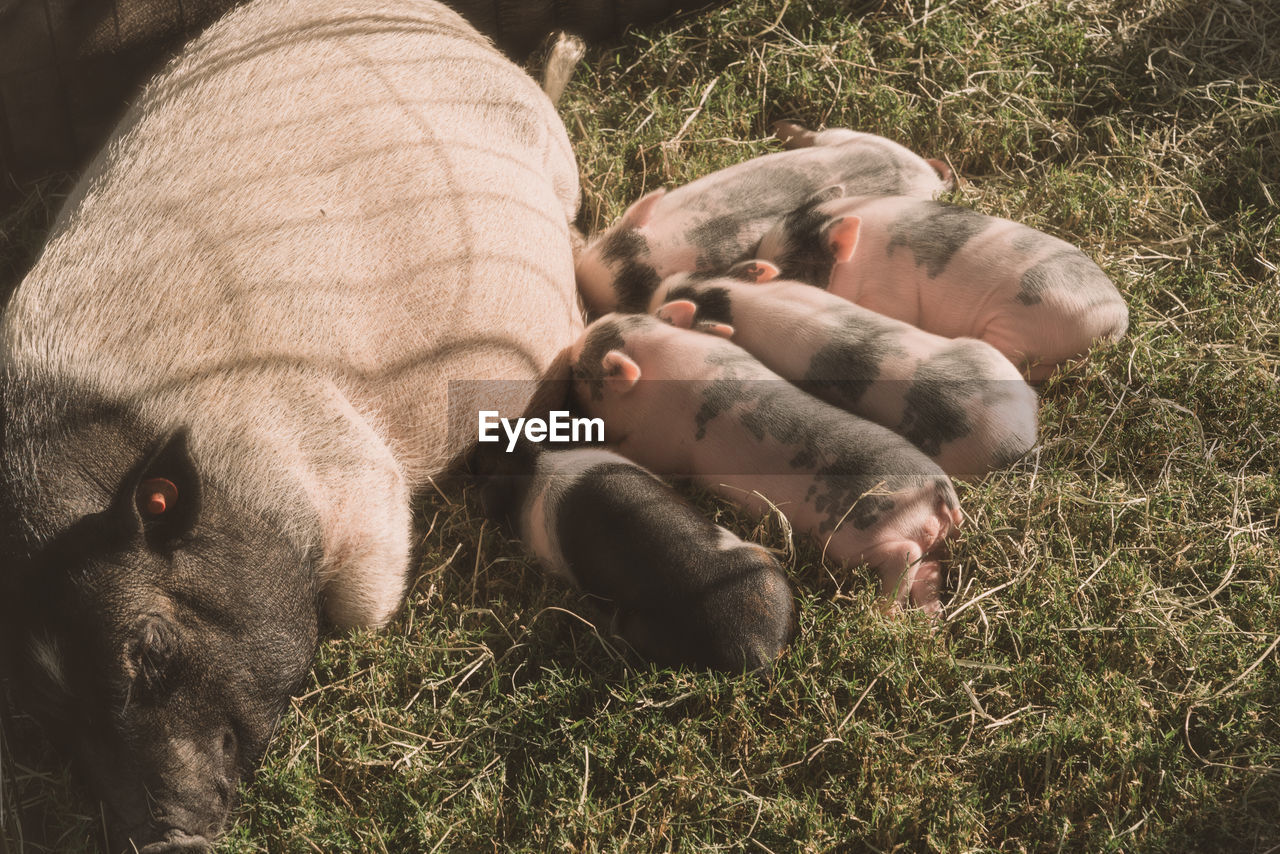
[4,0,1280,851]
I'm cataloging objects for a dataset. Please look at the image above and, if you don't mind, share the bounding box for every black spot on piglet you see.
[665,284,734,327]
[886,202,989,278]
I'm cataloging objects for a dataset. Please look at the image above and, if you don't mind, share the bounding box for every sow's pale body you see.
[0,0,580,849]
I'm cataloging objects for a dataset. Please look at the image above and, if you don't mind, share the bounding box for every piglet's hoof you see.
[772,120,816,148]
[875,556,945,618]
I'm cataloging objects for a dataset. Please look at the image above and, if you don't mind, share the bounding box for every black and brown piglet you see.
[477,444,797,672]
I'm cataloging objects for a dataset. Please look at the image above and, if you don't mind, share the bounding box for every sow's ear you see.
[826,216,861,263]
[124,430,202,543]
[602,350,642,394]
[619,188,666,230]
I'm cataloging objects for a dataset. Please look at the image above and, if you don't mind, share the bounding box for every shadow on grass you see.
[1179,777,1280,852]
[0,175,67,307]
[0,699,100,853]
[1076,0,1278,227]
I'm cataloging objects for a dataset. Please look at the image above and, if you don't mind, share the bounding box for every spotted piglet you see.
[575,122,952,314]
[648,264,1039,478]
[756,195,1129,381]
[476,443,796,671]
[570,314,962,614]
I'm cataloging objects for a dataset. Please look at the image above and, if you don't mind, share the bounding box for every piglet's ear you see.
[602,350,642,393]
[129,429,202,544]
[697,321,736,339]
[726,259,780,283]
[827,216,861,263]
[927,158,955,190]
[656,299,698,330]
[619,188,666,230]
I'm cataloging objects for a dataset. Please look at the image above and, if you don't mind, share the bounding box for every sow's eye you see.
[130,616,180,697]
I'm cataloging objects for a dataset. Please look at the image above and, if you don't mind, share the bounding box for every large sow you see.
[0,0,582,850]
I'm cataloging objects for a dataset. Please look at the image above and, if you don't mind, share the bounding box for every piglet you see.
[575,122,952,314]
[755,195,1129,380]
[570,314,962,613]
[476,443,796,671]
[648,264,1039,477]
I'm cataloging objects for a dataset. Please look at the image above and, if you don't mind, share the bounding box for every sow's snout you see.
[0,414,320,853]
[132,832,215,854]
[93,706,243,853]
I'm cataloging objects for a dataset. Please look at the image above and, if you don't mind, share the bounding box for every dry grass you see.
[3,0,1279,851]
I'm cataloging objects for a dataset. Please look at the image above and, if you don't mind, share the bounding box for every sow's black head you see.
[0,385,319,853]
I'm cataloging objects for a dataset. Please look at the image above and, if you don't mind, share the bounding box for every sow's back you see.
[0,0,582,629]
[0,0,717,194]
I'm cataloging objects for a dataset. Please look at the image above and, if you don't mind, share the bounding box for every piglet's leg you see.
[864,541,922,608]
[772,121,819,148]
[865,541,943,616]
[980,314,1082,383]
[773,121,871,150]
[909,559,944,617]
